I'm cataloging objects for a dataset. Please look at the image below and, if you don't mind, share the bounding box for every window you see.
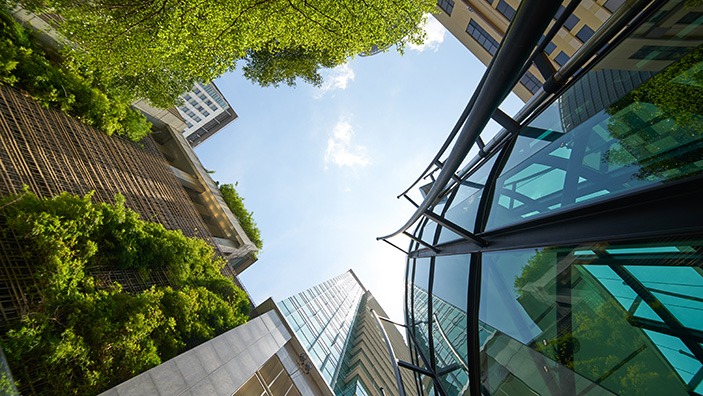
[555,5,579,30]
[544,41,557,55]
[677,11,703,24]
[480,240,703,395]
[576,25,594,43]
[630,45,691,61]
[488,48,703,230]
[466,20,500,56]
[432,255,470,393]
[563,13,579,31]
[437,0,454,15]
[520,71,542,94]
[496,0,516,21]
[439,155,497,243]
[554,51,570,66]
[554,5,564,19]
[604,0,624,13]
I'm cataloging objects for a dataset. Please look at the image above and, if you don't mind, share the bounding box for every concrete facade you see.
[100,309,333,396]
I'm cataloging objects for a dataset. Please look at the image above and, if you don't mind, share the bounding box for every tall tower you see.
[278,271,414,395]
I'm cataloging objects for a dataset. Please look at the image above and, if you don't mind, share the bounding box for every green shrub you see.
[219,183,263,250]
[0,191,250,395]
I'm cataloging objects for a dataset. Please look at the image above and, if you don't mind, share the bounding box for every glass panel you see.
[432,255,470,394]
[487,7,703,230]
[479,238,703,395]
[420,217,440,245]
[413,258,432,361]
[439,155,498,243]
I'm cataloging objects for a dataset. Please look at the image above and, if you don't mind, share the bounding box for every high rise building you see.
[379,0,703,394]
[278,271,416,395]
[433,0,618,101]
[176,82,238,147]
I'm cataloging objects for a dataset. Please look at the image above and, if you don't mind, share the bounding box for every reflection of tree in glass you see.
[513,249,555,297]
[513,252,685,394]
[567,289,682,395]
[603,44,703,181]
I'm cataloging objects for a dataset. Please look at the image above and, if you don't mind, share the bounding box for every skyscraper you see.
[278,271,415,395]
[379,0,703,394]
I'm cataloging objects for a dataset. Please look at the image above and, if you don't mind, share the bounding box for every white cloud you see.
[407,15,446,53]
[324,119,370,169]
[315,64,355,98]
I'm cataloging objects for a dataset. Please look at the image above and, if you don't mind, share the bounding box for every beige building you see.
[433,0,620,101]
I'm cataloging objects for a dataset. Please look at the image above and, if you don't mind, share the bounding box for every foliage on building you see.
[0,6,151,141]
[0,191,250,395]
[219,183,263,250]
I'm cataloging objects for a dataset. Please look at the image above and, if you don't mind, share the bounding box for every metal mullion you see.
[479,174,703,252]
[606,262,703,362]
[397,360,436,377]
[467,253,482,396]
[526,0,582,82]
[475,137,516,234]
[424,211,487,247]
[627,316,703,344]
[491,108,521,133]
[382,239,409,255]
[371,308,407,396]
[403,231,440,254]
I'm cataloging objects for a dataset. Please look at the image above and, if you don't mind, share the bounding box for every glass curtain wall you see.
[279,272,365,384]
[404,1,703,395]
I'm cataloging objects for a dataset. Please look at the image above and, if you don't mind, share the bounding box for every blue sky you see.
[195,17,524,321]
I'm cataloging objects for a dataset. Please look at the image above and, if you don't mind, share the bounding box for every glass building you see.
[379,0,703,394]
[278,271,415,395]
[278,272,366,385]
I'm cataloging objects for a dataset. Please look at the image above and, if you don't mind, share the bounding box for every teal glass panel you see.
[439,155,498,243]
[431,255,470,394]
[487,10,703,230]
[479,238,703,395]
[412,258,432,361]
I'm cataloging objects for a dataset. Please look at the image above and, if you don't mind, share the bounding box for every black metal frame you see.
[388,0,703,394]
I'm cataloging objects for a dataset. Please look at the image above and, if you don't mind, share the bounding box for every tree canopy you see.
[18,0,436,107]
[0,7,152,141]
[0,191,250,395]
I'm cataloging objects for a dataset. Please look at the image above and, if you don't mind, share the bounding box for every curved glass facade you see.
[402,1,703,394]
